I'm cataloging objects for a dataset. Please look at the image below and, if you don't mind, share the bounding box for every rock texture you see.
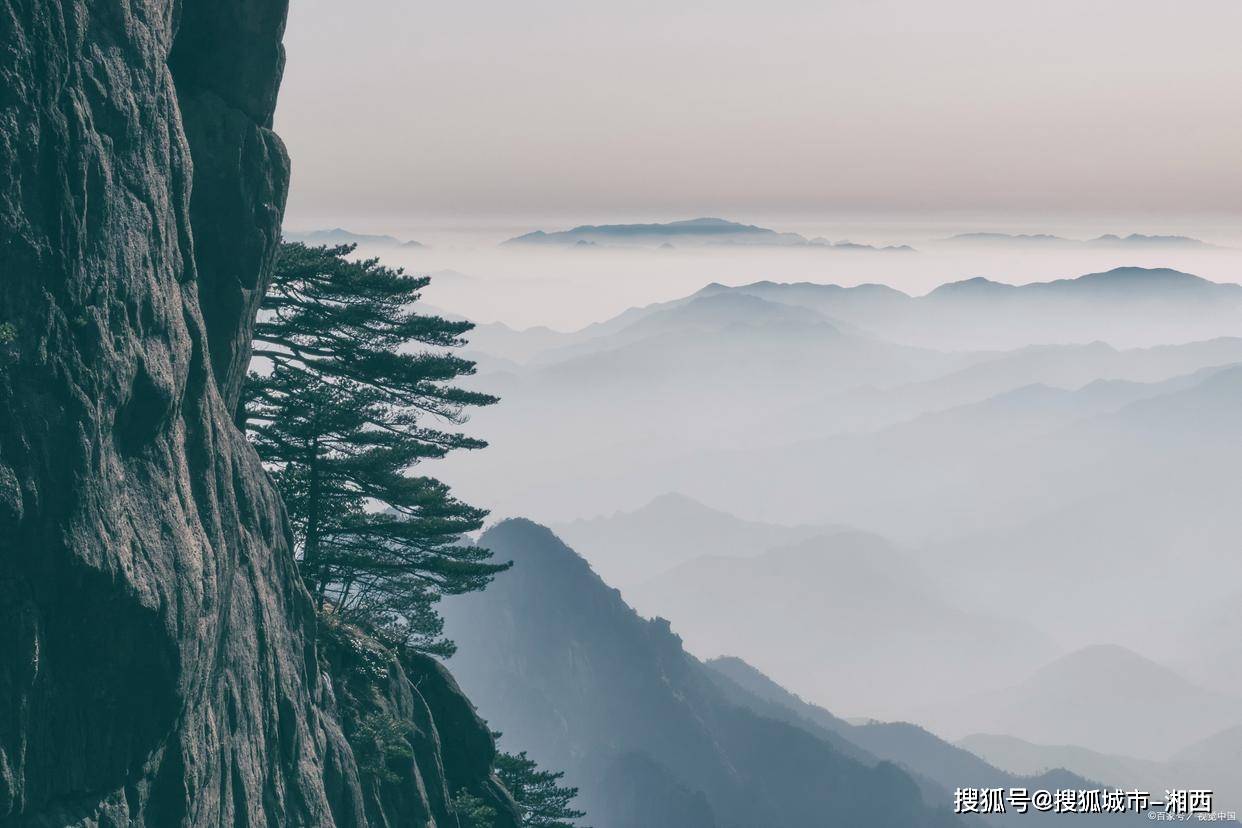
[0,2,514,826]
[318,623,521,828]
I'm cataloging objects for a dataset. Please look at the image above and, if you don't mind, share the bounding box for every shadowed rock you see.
[0,2,515,825]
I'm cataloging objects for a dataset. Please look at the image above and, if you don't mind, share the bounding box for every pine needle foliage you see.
[245,242,506,654]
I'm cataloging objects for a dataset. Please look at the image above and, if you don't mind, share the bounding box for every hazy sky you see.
[277,0,1242,225]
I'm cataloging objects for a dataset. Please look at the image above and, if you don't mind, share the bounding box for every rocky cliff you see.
[0,2,513,825]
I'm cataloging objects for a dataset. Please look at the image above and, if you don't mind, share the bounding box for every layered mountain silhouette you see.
[452,363,1242,724]
[478,288,958,420]
[444,270,1242,532]
[445,289,971,521]
[460,269,1242,374]
[462,268,1242,361]
[530,291,845,365]
[441,520,965,828]
[614,360,1242,539]
[561,360,1242,541]
[432,266,1242,764]
[698,268,1242,349]
[632,335,1242,453]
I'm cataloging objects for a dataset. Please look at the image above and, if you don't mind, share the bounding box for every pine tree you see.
[245,242,506,655]
[495,750,588,827]
[450,789,497,828]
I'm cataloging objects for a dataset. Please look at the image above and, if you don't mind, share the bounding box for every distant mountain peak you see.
[1027,643,1201,695]
[664,216,736,227]
[1094,232,1216,248]
[946,231,1220,249]
[503,217,805,247]
[1074,265,1209,284]
[926,276,1013,297]
[283,227,424,248]
[925,266,1234,300]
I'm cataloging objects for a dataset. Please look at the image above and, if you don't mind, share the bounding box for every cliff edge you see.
[0,2,513,825]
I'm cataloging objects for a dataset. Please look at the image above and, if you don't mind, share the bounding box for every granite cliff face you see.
[0,2,513,825]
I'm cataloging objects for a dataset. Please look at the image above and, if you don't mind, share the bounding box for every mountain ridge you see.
[442,519,967,828]
[462,267,1242,362]
[284,226,425,247]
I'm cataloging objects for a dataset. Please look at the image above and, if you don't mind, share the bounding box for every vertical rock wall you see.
[0,3,514,826]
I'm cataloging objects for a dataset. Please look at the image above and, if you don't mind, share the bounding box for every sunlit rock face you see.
[0,3,515,825]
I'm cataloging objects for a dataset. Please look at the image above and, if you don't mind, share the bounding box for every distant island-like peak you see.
[503,218,916,251]
[945,231,1220,249]
[284,227,425,248]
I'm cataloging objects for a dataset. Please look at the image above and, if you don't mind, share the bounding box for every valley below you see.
[423,257,1242,822]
